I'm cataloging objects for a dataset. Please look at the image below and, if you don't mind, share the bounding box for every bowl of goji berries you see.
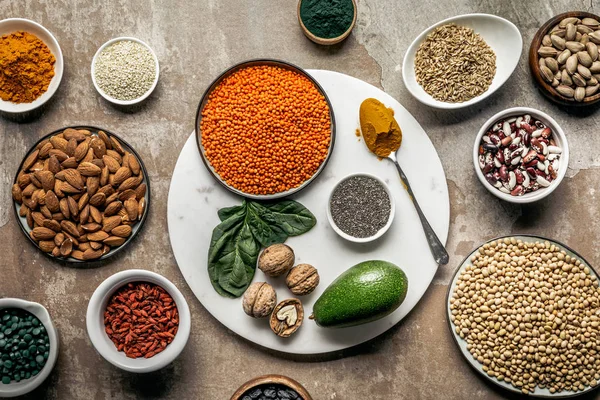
[85,269,191,373]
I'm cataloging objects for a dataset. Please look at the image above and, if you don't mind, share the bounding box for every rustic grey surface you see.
[1,0,600,399]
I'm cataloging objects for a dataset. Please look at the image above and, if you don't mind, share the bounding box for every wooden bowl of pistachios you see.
[529,11,600,106]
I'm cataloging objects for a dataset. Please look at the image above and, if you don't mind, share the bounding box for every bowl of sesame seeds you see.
[195,59,335,199]
[91,37,159,106]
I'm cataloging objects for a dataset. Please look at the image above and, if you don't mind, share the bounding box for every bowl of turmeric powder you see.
[0,18,63,114]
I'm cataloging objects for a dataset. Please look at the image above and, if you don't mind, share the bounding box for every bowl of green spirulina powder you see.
[298,0,357,45]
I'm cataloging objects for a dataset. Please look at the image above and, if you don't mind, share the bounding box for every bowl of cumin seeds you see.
[402,14,522,109]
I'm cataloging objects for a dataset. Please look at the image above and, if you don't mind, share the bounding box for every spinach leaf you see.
[208,210,259,298]
[246,202,288,247]
[208,198,317,298]
[259,200,317,236]
[217,199,247,222]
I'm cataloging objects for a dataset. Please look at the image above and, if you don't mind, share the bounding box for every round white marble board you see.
[167,69,450,354]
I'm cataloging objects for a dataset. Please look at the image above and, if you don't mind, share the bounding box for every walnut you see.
[242,282,277,318]
[270,298,303,338]
[286,264,320,295]
[258,244,294,277]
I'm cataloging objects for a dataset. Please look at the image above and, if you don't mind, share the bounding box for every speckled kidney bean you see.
[478,114,562,196]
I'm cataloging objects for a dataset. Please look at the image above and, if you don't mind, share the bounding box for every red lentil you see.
[104,282,179,359]
[200,65,332,195]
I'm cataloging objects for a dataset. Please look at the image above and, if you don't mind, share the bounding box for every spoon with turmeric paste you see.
[359,98,449,265]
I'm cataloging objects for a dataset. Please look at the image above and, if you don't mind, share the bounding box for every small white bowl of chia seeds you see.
[327,173,395,243]
[91,37,159,106]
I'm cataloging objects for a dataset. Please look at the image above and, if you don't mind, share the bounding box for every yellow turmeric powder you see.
[359,98,402,158]
[0,31,55,103]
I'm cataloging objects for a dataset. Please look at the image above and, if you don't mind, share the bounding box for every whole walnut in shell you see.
[242,282,277,318]
[258,244,294,277]
[286,264,319,295]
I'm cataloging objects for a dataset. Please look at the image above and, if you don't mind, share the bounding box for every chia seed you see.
[94,40,156,101]
[330,175,391,238]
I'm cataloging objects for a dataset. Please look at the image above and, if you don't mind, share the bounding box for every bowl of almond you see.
[11,126,150,263]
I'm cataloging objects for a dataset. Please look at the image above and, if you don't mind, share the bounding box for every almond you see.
[50,136,68,153]
[67,197,79,218]
[19,203,28,218]
[39,206,52,219]
[29,174,42,188]
[102,215,122,232]
[87,176,100,196]
[105,192,119,205]
[32,227,56,240]
[32,212,45,226]
[60,220,80,237]
[22,150,39,170]
[51,212,65,221]
[100,166,109,186]
[105,149,121,163]
[78,162,101,176]
[98,131,112,150]
[26,210,33,229]
[81,223,101,232]
[103,155,121,173]
[111,225,132,238]
[124,198,138,221]
[49,149,69,162]
[112,166,132,187]
[63,128,85,142]
[12,184,22,202]
[22,184,37,197]
[30,161,44,172]
[42,219,62,232]
[61,157,78,168]
[118,176,140,192]
[82,248,103,260]
[71,250,85,260]
[89,193,106,207]
[45,190,60,212]
[90,138,107,158]
[88,241,102,250]
[54,232,65,246]
[97,185,115,197]
[61,181,81,194]
[63,169,84,190]
[66,138,77,157]
[87,230,109,241]
[104,201,122,216]
[118,189,136,201]
[90,206,103,224]
[127,153,141,175]
[78,192,89,210]
[74,141,89,161]
[79,204,90,224]
[39,240,56,253]
[137,197,146,220]
[47,156,61,174]
[17,171,31,188]
[60,238,73,256]
[103,236,126,246]
[82,148,95,163]
[38,142,53,158]
[59,198,70,219]
[22,197,37,210]
[110,136,124,155]
[35,171,55,191]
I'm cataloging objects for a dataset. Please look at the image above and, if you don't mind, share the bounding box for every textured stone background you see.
[1,0,600,399]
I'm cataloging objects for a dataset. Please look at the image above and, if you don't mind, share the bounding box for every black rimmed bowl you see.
[12,126,150,264]
[447,235,600,398]
[195,59,336,200]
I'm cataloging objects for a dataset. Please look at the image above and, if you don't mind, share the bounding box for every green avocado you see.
[311,260,408,328]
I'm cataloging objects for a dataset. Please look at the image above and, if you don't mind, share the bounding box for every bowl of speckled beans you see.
[91,37,159,106]
[0,298,59,398]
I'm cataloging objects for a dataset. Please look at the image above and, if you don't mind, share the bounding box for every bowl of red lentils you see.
[85,269,190,373]
[196,59,336,199]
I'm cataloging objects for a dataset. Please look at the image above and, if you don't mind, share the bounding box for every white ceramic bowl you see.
[0,18,63,114]
[327,173,395,243]
[0,298,59,398]
[91,37,159,106]
[402,13,522,109]
[86,270,190,373]
[473,107,569,204]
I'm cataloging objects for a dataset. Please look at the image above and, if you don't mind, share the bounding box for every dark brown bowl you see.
[230,375,313,400]
[195,59,336,200]
[529,11,600,106]
[12,126,150,264]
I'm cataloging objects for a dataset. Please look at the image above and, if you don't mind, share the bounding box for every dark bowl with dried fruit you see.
[529,12,600,106]
[230,375,313,400]
[11,126,150,264]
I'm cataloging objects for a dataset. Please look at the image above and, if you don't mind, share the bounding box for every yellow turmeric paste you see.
[359,98,402,158]
[0,31,55,103]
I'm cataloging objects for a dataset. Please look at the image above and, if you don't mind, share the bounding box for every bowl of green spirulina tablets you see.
[297,0,357,45]
[0,298,58,398]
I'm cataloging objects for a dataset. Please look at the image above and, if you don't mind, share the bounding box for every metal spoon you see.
[387,150,449,265]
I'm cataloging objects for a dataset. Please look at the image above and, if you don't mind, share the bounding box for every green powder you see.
[300,0,354,39]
